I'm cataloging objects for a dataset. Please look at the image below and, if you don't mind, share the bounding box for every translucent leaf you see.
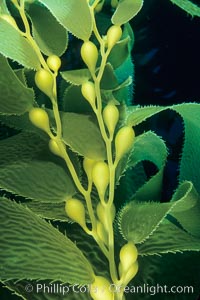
[115,163,147,205]
[175,104,200,196]
[61,112,106,160]
[4,223,109,299]
[0,198,94,283]
[14,69,27,85]
[0,19,40,69]
[138,220,200,256]
[119,181,200,245]
[27,2,68,56]
[66,224,110,279]
[107,37,130,69]
[0,112,46,139]
[100,63,118,90]
[127,103,200,195]
[118,201,173,244]
[112,0,143,25]
[126,105,166,127]
[4,225,108,299]
[0,55,34,115]
[22,200,68,222]
[129,131,167,201]
[62,85,93,114]
[0,133,76,202]
[116,131,167,202]
[38,0,92,40]
[61,69,90,86]
[170,0,200,17]
[0,0,9,14]
[170,181,200,238]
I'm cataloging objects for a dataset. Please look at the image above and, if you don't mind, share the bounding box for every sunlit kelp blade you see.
[0,198,94,283]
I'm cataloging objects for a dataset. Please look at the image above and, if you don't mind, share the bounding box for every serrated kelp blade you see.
[115,163,147,206]
[174,104,200,195]
[0,133,76,202]
[0,113,46,138]
[0,55,35,115]
[170,0,200,17]
[61,112,106,160]
[170,181,200,238]
[0,0,10,14]
[62,85,92,114]
[116,131,167,202]
[27,2,68,56]
[61,69,90,86]
[38,0,92,40]
[0,20,40,69]
[118,201,173,243]
[138,220,200,256]
[118,181,200,243]
[21,201,68,222]
[0,198,94,284]
[112,0,143,25]
[127,103,200,196]
[66,224,110,280]
[126,105,166,126]
[129,131,168,201]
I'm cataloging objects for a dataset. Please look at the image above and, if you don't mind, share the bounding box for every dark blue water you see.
[130,0,200,201]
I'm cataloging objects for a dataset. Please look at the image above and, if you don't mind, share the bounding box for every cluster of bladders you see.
[28,25,137,300]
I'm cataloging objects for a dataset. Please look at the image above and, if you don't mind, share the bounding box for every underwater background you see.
[131,0,200,204]
[1,0,200,299]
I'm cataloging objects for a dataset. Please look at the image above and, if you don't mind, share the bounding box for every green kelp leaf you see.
[61,69,90,86]
[62,85,93,113]
[115,163,147,206]
[112,0,143,25]
[27,3,68,56]
[130,132,167,201]
[116,131,167,202]
[101,69,132,105]
[100,63,118,90]
[126,105,165,126]
[61,112,106,160]
[14,68,27,85]
[38,0,92,40]
[170,181,200,238]
[61,64,118,89]
[113,56,134,105]
[175,104,200,195]
[127,103,200,194]
[0,198,94,283]
[118,201,173,244]
[66,224,110,279]
[4,223,110,300]
[0,20,40,69]
[0,0,9,14]
[0,112,47,139]
[106,23,134,103]
[0,133,76,202]
[138,220,200,256]
[22,201,68,222]
[170,0,200,17]
[108,37,130,69]
[119,181,200,246]
[0,55,34,115]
